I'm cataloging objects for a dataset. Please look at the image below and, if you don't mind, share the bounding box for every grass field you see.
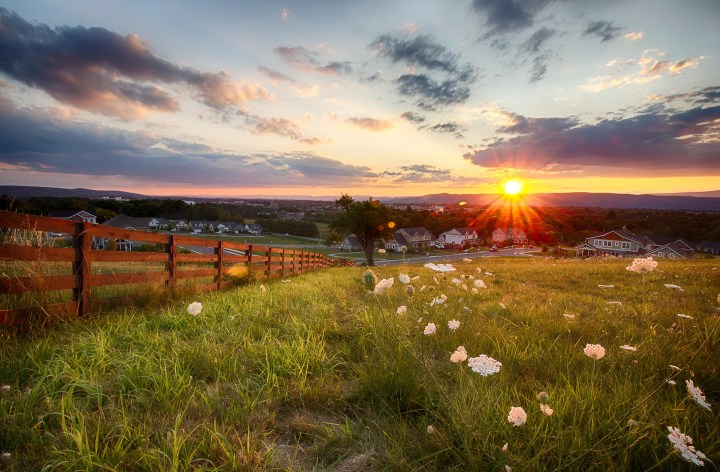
[1,257,718,470]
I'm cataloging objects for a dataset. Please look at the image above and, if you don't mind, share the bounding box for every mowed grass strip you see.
[0,258,718,470]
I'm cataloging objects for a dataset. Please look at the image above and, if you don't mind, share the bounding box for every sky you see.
[0,0,718,198]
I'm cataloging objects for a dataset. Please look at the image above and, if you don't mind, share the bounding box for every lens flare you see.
[503,179,524,195]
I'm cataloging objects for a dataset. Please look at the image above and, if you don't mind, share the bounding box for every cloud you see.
[370,34,478,110]
[401,22,418,34]
[658,86,720,106]
[400,111,426,123]
[583,21,624,42]
[0,100,373,186]
[520,27,555,54]
[463,106,720,175]
[247,115,322,144]
[516,28,556,83]
[624,31,644,41]
[274,46,352,75]
[470,0,553,38]
[582,50,705,92]
[0,8,270,119]
[281,9,290,20]
[257,66,297,83]
[346,117,394,131]
[421,122,466,139]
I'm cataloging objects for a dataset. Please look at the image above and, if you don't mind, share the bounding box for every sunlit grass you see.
[0,258,718,470]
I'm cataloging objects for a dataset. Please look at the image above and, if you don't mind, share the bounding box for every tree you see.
[327,194,396,266]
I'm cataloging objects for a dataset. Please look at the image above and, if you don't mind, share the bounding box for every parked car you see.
[489,245,498,252]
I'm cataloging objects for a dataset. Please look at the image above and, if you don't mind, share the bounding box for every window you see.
[593,240,601,247]
[603,240,612,247]
[614,241,619,247]
[621,242,631,249]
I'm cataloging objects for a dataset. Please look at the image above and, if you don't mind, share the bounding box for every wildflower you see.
[676,313,693,319]
[667,426,707,466]
[664,284,684,291]
[583,343,606,360]
[686,380,711,411]
[363,270,378,289]
[259,284,266,293]
[377,248,386,254]
[427,425,436,434]
[537,391,549,403]
[187,302,202,316]
[507,407,527,426]
[423,323,437,335]
[485,271,493,276]
[667,380,677,385]
[450,346,468,363]
[430,297,445,306]
[373,277,394,294]
[468,355,502,376]
[448,319,460,330]
[451,277,462,285]
[2,452,9,459]
[399,273,411,284]
[563,313,575,320]
[474,279,487,288]
[501,443,508,451]
[626,256,658,273]
[424,263,456,272]
[463,258,472,263]
[406,285,415,295]
[418,317,423,323]
[539,404,554,416]
[619,345,637,352]
[597,284,614,288]
[397,305,407,315]
[471,288,478,294]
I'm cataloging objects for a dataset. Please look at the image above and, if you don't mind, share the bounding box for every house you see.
[98,214,154,251]
[48,210,97,224]
[385,227,434,252]
[148,218,168,230]
[437,228,478,247]
[245,224,263,235]
[226,223,245,234]
[492,227,528,245]
[645,235,695,259]
[576,227,653,258]
[699,241,720,255]
[340,234,363,251]
[169,219,188,231]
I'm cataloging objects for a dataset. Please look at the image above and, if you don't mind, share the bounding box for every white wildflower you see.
[583,343,606,360]
[427,425,436,434]
[686,380,711,411]
[374,277,394,294]
[259,284,266,293]
[424,263,456,272]
[619,345,637,352]
[281,279,291,283]
[463,258,472,263]
[606,301,622,305]
[474,279,487,289]
[448,319,460,330]
[667,426,707,466]
[450,346,468,363]
[540,404,554,416]
[396,305,407,315]
[485,271,493,276]
[399,273,411,284]
[187,302,202,316]
[507,407,527,426]
[626,256,658,273]
[451,277,462,285]
[430,297,446,306]
[423,323,437,335]
[468,355,502,376]
[676,313,693,319]
[664,284,684,291]
[597,284,614,288]
[563,313,575,320]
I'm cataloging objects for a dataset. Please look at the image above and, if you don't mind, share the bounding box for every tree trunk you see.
[363,239,375,266]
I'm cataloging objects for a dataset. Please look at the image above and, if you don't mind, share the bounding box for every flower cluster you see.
[187,302,202,316]
[424,263,456,272]
[667,426,707,466]
[374,277,394,294]
[396,305,407,315]
[399,273,411,284]
[448,319,460,330]
[450,346,467,363]
[507,406,527,426]
[468,355,502,376]
[686,380,711,411]
[583,343,606,360]
[423,323,437,335]
[474,279,487,289]
[625,256,658,273]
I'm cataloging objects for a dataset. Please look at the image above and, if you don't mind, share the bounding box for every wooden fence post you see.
[167,234,177,290]
[266,248,272,278]
[72,221,91,316]
[281,249,286,278]
[247,244,253,277]
[216,240,225,289]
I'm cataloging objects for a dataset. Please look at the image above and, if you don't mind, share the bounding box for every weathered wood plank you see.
[0,275,77,294]
[90,271,168,288]
[0,245,75,262]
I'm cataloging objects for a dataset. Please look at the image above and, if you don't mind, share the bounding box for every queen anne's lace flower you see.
[474,279,487,289]
[507,406,527,426]
[626,256,657,273]
[187,302,202,316]
[399,273,411,284]
[667,426,707,466]
[374,278,394,294]
[424,263,456,272]
[583,343,606,360]
[396,305,407,315]
[686,380,711,411]
[539,404,554,416]
[451,277,462,285]
[448,319,460,330]
[423,323,436,335]
[468,355,502,376]
[450,346,467,363]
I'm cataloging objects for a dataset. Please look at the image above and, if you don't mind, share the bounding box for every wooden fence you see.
[0,211,334,323]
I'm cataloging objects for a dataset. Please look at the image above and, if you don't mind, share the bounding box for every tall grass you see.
[0,257,718,470]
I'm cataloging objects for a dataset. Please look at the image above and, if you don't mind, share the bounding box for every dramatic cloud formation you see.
[0,100,371,186]
[583,50,704,92]
[470,0,553,38]
[0,8,270,119]
[583,21,624,42]
[370,34,478,110]
[464,106,720,175]
[274,46,352,75]
[521,27,556,54]
[346,117,394,131]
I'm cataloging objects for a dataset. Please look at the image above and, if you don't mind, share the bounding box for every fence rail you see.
[0,211,334,323]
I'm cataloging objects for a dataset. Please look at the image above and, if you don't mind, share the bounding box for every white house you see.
[437,228,478,247]
[492,228,528,245]
[48,210,97,224]
[340,234,363,251]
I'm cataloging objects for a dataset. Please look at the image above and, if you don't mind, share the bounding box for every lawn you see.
[1,257,718,470]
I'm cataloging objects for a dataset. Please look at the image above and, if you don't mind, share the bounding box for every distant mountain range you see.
[2,186,720,211]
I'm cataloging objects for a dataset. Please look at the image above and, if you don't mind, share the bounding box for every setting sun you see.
[503,179,524,195]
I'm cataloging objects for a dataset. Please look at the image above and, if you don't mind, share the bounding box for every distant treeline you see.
[256,218,319,238]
